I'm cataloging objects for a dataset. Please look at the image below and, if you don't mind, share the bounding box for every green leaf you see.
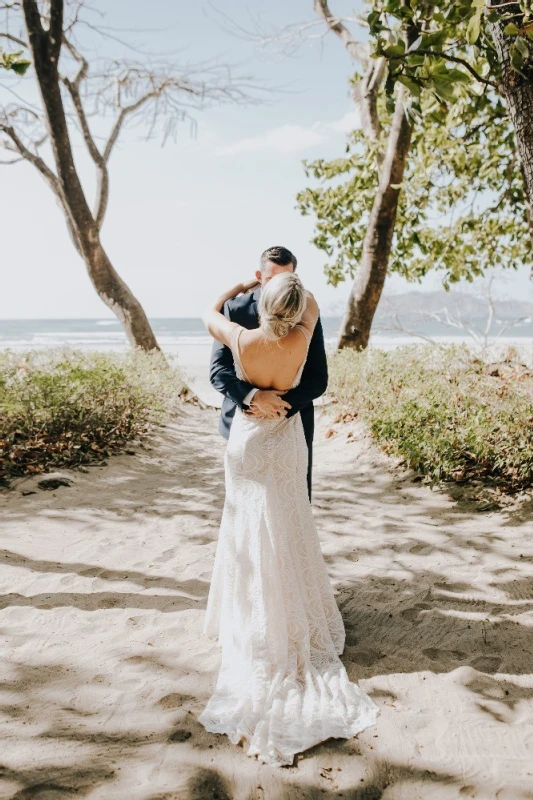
[10,60,30,75]
[515,36,529,58]
[503,22,520,35]
[398,74,422,96]
[445,68,472,84]
[408,53,426,66]
[429,76,456,100]
[420,30,447,49]
[510,43,525,70]
[367,10,384,33]
[384,42,406,57]
[467,14,481,45]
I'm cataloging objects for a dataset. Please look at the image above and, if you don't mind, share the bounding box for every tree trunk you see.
[21,0,161,352]
[337,84,413,350]
[490,4,533,239]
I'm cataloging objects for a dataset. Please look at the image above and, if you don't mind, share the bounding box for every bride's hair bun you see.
[258,272,306,340]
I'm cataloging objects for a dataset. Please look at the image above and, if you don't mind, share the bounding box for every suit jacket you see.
[209,286,328,445]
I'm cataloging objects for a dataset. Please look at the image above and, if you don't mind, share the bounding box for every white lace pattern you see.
[198,324,379,766]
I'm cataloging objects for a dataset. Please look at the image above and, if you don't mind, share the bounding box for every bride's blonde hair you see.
[258,272,306,340]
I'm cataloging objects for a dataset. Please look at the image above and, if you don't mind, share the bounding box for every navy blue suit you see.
[209,286,328,500]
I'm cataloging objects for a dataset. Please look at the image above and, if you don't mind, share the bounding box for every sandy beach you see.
[4,0,533,788]
[1,395,532,799]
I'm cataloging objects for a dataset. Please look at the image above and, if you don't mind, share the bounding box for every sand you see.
[1,399,533,800]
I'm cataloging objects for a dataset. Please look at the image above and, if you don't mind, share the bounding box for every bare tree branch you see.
[103,92,155,160]
[1,0,264,352]
[383,278,532,356]
[20,0,43,39]
[0,145,24,163]
[312,0,387,147]
[0,121,61,197]
[313,0,369,65]
[59,34,109,224]
[61,72,109,225]
[48,0,63,60]
[0,31,28,48]
[379,313,447,348]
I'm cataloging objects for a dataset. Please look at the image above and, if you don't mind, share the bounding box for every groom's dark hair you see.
[260,245,297,271]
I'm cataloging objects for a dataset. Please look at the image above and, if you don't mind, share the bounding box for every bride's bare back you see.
[235,326,311,392]
[235,292,319,392]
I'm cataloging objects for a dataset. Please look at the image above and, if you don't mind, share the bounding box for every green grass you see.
[328,344,533,490]
[0,347,186,484]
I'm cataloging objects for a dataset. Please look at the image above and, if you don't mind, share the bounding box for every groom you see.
[209,245,328,501]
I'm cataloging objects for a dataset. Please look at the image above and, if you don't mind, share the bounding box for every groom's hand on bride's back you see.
[246,390,291,419]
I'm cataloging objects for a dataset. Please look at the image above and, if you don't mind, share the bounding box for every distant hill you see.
[374,290,533,324]
[377,290,533,320]
[322,289,533,338]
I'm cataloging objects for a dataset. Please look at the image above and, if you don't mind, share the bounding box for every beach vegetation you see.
[0,348,186,485]
[328,344,533,490]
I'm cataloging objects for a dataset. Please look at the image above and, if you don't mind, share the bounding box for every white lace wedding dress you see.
[198,323,379,766]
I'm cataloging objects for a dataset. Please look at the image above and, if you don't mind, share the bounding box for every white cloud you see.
[211,110,362,159]
[324,110,362,134]
[213,124,327,157]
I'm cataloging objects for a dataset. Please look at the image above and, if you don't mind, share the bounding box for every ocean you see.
[3,315,533,351]
[2,317,532,405]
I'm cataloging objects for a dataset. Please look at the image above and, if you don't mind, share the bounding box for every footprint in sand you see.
[459,785,478,797]
[122,655,146,665]
[467,674,508,698]
[408,542,435,555]
[400,602,432,622]
[350,647,385,665]
[423,647,468,662]
[169,728,192,742]
[344,625,358,646]
[157,692,195,710]
[469,654,502,673]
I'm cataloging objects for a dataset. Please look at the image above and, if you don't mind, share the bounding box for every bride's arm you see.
[298,291,320,337]
[202,279,259,346]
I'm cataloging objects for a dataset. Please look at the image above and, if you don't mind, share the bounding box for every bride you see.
[199,272,379,767]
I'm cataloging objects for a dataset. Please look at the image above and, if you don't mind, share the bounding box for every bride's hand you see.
[210,279,260,315]
[240,278,260,294]
[249,390,291,419]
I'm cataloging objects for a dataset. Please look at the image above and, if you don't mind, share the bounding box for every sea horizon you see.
[2,314,533,351]
[3,316,533,407]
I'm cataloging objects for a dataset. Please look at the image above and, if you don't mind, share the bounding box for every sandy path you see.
[1,403,532,800]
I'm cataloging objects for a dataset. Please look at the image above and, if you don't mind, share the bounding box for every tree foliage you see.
[297,1,531,291]
[368,0,532,95]
[0,48,30,74]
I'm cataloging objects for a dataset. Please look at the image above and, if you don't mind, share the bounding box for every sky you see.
[1,0,532,319]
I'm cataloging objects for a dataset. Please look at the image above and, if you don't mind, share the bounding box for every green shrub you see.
[0,347,185,482]
[328,344,533,489]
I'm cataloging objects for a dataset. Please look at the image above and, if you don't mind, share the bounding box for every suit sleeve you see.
[283,315,328,418]
[209,299,256,409]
